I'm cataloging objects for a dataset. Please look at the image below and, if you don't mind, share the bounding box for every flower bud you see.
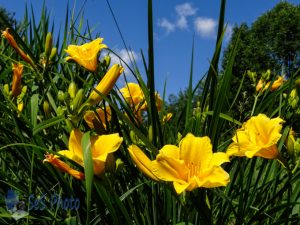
[102,55,111,67]
[88,64,124,105]
[43,100,51,117]
[286,129,295,158]
[49,47,57,61]
[45,32,53,58]
[247,70,257,84]
[57,106,65,116]
[115,158,124,173]
[57,90,66,102]
[130,130,138,144]
[68,82,77,99]
[262,69,271,81]
[70,88,84,112]
[288,89,299,109]
[3,84,9,96]
[17,101,24,112]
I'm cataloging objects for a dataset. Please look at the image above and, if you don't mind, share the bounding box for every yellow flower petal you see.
[68,129,84,164]
[179,133,212,168]
[227,114,283,159]
[128,145,159,181]
[92,133,123,161]
[65,38,107,72]
[88,64,124,105]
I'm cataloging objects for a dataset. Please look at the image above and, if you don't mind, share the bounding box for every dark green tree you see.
[222,1,300,120]
[0,7,17,30]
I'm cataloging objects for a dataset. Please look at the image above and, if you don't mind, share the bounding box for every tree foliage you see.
[221,1,300,120]
[223,1,300,75]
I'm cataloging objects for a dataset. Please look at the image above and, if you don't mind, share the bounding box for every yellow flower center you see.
[187,162,200,180]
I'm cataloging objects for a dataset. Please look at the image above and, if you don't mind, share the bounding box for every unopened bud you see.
[45,32,53,57]
[3,84,9,96]
[262,69,271,81]
[115,158,124,173]
[57,106,65,116]
[43,100,51,117]
[286,129,295,158]
[103,55,111,67]
[247,70,257,84]
[68,82,77,99]
[57,90,66,102]
[70,88,84,112]
[130,130,138,144]
[288,89,299,109]
[49,47,57,61]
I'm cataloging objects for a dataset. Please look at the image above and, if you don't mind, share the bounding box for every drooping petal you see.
[156,145,187,180]
[152,160,187,183]
[128,145,159,181]
[210,152,230,166]
[92,133,123,160]
[245,145,279,159]
[43,153,84,180]
[68,129,84,163]
[198,166,230,188]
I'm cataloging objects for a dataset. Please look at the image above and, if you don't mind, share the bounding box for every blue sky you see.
[1,0,300,98]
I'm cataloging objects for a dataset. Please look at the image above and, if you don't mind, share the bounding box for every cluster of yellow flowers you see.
[128,114,284,194]
[2,33,287,195]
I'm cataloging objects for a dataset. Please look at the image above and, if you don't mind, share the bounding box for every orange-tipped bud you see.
[2,28,33,66]
[43,153,85,180]
[11,63,23,97]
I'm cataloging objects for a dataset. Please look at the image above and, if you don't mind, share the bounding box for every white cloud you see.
[194,17,217,38]
[158,18,176,34]
[157,2,197,35]
[175,3,197,17]
[176,16,188,29]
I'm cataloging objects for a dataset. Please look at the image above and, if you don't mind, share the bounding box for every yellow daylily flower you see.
[65,38,107,72]
[128,133,230,194]
[88,64,124,105]
[11,63,23,97]
[58,129,123,176]
[2,28,33,66]
[43,153,85,180]
[256,76,285,93]
[84,106,112,129]
[120,83,145,106]
[227,114,284,159]
[162,113,173,124]
[270,76,285,91]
